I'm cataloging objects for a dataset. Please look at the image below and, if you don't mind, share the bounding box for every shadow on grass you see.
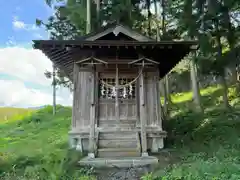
[0,149,89,179]
[164,102,240,155]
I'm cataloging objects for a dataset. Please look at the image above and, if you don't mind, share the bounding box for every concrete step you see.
[98,139,138,148]
[97,148,141,158]
[79,156,159,168]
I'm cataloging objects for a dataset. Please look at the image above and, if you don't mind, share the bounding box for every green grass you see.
[0,107,33,123]
[143,85,240,180]
[0,105,95,180]
[1,85,240,179]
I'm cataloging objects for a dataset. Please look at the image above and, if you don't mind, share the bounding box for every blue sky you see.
[0,0,72,108]
[0,0,52,46]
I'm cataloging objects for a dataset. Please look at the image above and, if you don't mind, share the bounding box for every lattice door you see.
[98,73,138,127]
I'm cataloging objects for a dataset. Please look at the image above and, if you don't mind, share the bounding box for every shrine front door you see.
[98,72,138,129]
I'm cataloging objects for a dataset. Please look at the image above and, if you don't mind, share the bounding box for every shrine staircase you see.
[97,131,141,158]
[79,129,159,168]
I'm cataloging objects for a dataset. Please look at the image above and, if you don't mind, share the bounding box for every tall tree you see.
[161,0,172,115]
[183,0,202,112]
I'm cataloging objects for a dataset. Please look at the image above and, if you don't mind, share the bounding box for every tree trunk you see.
[162,79,168,116]
[190,59,202,112]
[52,64,56,115]
[165,75,171,104]
[160,0,171,113]
[219,74,230,109]
[146,0,151,36]
[153,0,160,41]
[223,4,237,84]
[161,0,166,35]
[96,0,100,28]
[86,0,91,33]
[214,17,230,109]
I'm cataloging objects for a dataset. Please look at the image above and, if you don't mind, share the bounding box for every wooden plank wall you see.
[72,64,162,130]
[144,71,162,127]
[72,63,92,129]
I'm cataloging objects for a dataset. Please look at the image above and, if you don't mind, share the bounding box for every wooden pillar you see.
[72,63,80,128]
[156,76,163,126]
[88,66,96,158]
[115,65,120,124]
[139,70,148,157]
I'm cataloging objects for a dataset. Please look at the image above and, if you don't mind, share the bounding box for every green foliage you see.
[38,0,240,90]
[142,85,240,180]
[0,106,95,179]
[2,86,240,179]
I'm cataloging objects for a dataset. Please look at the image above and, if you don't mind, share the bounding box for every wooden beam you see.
[33,40,198,47]
[156,75,163,125]
[49,49,69,60]
[139,70,148,157]
[115,65,120,125]
[88,66,96,158]
[72,63,80,128]
[75,57,108,65]
[128,57,160,65]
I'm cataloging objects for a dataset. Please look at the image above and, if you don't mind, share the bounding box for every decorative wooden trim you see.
[85,24,153,42]
[75,56,108,65]
[128,57,160,65]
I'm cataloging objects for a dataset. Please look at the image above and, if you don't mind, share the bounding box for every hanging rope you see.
[100,61,145,89]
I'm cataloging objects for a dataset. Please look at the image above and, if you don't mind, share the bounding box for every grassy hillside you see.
[146,85,240,180]
[0,107,33,123]
[1,85,240,179]
[0,105,94,179]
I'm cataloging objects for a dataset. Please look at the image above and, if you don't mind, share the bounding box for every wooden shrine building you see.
[33,23,197,167]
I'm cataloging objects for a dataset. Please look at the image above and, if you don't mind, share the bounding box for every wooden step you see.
[98,139,138,148]
[97,148,141,158]
[99,131,137,140]
[98,119,137,127]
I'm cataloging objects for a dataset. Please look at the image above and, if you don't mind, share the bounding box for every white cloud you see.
[13,19,25,29]
[0,47,52,85]
[12,16,39,31]
[0,46,72,107]
[0,80,72,107]
[6,36,17,47]
[33,33,44,39]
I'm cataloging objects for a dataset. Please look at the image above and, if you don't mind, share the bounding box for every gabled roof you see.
[33,40,198,80]
[33,22,198,80]
[79,22,155,42]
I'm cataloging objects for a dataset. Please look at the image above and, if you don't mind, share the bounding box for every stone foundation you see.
[69,127,167,153]
[79,156,159,168]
